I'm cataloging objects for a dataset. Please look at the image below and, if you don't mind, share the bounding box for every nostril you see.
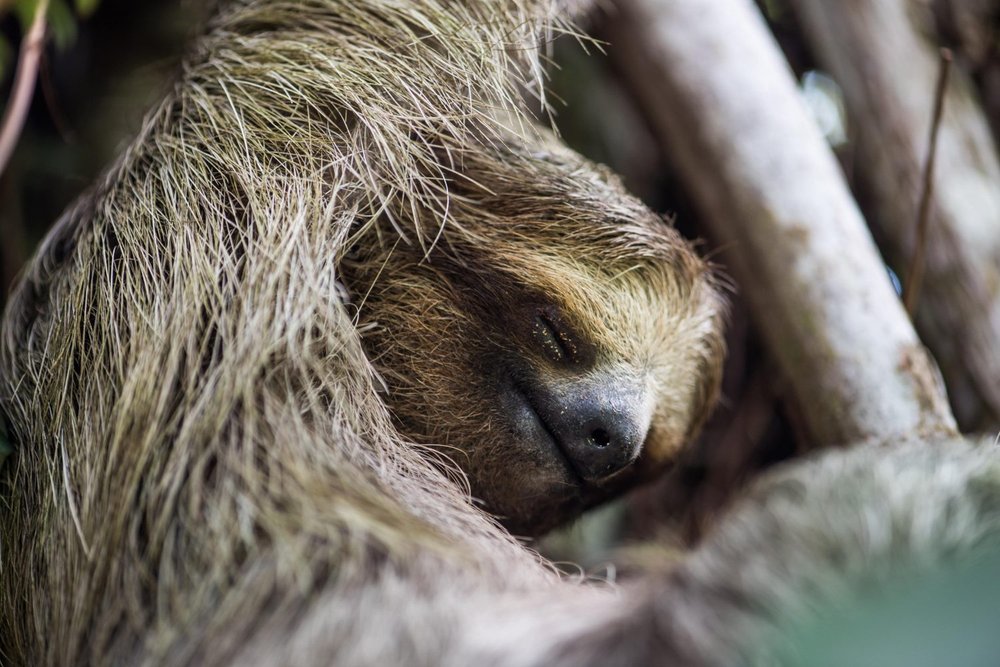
[589,428,611,449]
[523,379,650,485]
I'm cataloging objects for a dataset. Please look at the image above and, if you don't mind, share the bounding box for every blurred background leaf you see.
[74,0,99,18]
[3,0,100,69]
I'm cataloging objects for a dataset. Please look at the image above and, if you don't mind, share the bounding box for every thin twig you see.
[904,48,952,316]
[0,0,50,177]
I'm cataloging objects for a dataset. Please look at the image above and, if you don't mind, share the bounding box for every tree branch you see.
[608,0,957,446]
[791,0,1000,429]
[904,48,952,316]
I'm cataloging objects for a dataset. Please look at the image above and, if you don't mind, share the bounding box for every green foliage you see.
[1,0,103,79]
[74,0,99,18]
[12,0,46,30]
[47,1,80,50]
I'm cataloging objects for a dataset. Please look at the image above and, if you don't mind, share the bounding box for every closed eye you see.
[534,310,578,363]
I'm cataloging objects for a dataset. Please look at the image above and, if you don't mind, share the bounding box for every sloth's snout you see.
[532,373,651,485]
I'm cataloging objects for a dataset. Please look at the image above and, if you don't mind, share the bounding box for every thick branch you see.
[608,0,957,446]
[791,0,1000,429]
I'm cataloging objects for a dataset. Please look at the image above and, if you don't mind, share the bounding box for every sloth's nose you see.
[533,375,651,484]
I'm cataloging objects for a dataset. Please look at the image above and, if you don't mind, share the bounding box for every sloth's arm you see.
[172,436,1000,667]
[556,435,1000,667]
[535,436,1000,667]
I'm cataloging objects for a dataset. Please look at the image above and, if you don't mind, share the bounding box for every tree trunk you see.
[791,0,1000,429]
[607,0,958,446]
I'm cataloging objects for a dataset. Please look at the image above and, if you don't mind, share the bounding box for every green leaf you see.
[13,0,40,27]
[73,0,98,18]
[7,0,99,55]
[46,0,78,51]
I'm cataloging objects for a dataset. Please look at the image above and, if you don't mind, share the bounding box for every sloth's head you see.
[343,145,725,535]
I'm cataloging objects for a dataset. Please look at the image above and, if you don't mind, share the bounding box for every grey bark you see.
[607,0,958,446]
[791,0,1000,429]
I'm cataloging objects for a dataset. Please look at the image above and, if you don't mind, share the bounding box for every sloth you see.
[342,140,723,535]
[0,0,723,662]
[1,0,1000,665]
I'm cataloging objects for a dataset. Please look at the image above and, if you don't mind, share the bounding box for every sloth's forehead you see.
[434,215,716,355]
[448,214,701,282]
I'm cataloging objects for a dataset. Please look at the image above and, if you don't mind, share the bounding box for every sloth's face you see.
[343,155,725,535]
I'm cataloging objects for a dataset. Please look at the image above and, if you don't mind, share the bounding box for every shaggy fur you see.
[0,0,722,663]
[3,1,1000,665]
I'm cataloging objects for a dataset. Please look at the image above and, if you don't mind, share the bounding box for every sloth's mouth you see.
[512,383,588,489]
